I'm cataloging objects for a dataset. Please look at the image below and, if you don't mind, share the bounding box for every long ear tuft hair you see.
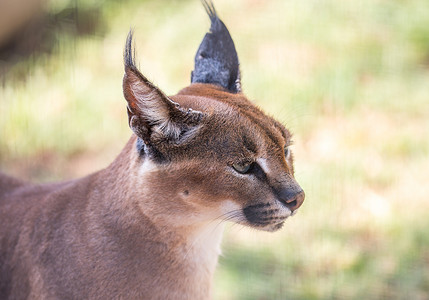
[124,30,137,70]
[191,0,241,93]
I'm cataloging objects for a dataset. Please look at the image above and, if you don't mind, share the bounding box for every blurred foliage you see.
[1,0,429,299]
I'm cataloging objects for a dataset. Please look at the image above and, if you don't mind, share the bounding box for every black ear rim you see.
[192,0,242,93]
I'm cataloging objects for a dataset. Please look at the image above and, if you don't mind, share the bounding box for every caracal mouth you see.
[241,202,297,232]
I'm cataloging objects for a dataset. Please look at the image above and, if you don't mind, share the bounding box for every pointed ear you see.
[191,0,241,93]
[123,32,204,144]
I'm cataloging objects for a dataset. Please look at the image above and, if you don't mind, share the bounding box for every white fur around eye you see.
[257,158,270,175]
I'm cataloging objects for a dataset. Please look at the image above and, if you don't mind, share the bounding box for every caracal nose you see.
[277,187,305,212]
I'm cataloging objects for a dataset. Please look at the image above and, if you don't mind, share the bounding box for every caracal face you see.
[131,83,304,232]
[122,1,304,233]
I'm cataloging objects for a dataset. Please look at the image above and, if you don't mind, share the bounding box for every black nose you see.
[276,186,305,212]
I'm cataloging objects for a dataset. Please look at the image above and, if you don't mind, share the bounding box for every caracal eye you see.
[232,162,252,174]
[284,146,291,160]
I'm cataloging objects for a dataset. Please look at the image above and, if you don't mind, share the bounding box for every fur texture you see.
[0,1,304,299]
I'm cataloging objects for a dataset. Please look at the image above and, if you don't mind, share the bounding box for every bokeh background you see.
[1,0,429,299]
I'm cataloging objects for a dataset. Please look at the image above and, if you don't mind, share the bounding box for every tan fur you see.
[0,83,304,299]
[0,15,304,300]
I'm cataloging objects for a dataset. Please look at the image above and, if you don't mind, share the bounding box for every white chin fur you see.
[138,158,157,175]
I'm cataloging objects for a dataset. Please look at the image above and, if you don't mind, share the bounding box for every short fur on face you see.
[120,2,304,232]
[120,1,304,232]
[0,2,304,299]
[123,67,304,232]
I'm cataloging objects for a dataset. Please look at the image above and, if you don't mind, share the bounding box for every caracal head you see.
[121,3,304,232]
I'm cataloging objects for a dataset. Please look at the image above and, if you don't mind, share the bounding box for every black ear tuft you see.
[191,0,241,93]
[124,30,137,70]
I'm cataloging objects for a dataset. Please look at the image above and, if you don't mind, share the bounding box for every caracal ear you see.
[191,0,241,93]
[123,31,204,144]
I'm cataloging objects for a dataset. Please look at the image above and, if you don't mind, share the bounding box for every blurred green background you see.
[1,0,429,299]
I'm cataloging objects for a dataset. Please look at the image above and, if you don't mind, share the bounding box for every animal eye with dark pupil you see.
[232,162,252,174]
[284,146,290,159]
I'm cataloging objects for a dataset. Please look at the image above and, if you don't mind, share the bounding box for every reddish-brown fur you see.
[0,85,304,299]
[0,10,304,300]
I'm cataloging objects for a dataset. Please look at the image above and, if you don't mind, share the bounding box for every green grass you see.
[1,0,429,299]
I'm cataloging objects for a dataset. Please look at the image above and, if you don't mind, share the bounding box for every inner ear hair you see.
[122,32,204,144]
[124,66,204,143]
